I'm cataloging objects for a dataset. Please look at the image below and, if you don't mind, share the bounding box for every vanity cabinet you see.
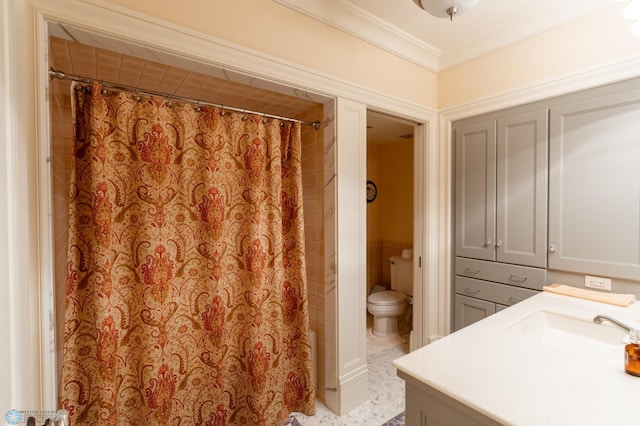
[548,89,640,281]
[402,374,502,426]
[454,109,548,268]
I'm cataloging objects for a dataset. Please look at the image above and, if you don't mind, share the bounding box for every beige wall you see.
[366,142,413,244]
[378,142,413,243]
[105,0,438,108]
[366,141,413,293]
[438,5,640,110]
[366,144,383,242]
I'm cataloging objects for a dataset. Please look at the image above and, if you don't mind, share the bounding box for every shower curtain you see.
[60,82,315,425]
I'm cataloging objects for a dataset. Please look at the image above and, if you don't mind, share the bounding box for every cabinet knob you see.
[549,244,556,253]
[496,240,502,248]
[485,239,492,247]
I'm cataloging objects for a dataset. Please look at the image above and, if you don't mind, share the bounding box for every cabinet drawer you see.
[455,276,539,306]
[455,257,546,290]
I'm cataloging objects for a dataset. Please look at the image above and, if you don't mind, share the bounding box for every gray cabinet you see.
[453,267,541,331]
[455,120,496,261]
[454,109,547,331]
[401,373,503,426]
[549,90,640,281]
[454,294,495,330]
[455,109,548,268]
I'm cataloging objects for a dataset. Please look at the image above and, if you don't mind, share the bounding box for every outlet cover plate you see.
[584,275,612,291]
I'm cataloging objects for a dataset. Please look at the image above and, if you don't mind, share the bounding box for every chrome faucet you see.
[593,314,635,334]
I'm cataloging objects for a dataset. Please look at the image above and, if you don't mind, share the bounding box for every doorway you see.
[365,110,415,354]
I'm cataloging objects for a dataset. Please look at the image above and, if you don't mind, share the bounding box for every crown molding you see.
[35,0,434,122]
[441,55,640,121]
[273,1,620,73]
[272,0,441,72]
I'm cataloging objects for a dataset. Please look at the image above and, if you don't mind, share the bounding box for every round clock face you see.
[366,180,377,203]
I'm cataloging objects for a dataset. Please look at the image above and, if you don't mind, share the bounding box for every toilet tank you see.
[389,256,413,296]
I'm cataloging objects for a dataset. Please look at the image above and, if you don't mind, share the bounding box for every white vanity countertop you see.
[393,292,640,426]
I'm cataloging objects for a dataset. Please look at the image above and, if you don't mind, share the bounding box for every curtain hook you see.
[134,89,141,102]
[220,105,226,116]
[194,100,201,112]
[241,110,249,121]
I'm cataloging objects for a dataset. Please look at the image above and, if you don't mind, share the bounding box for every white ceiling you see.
[274,0,623,71]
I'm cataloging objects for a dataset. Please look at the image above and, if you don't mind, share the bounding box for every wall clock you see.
[366,180,377,203]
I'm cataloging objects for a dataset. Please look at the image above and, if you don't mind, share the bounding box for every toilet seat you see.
[368,290,406,305]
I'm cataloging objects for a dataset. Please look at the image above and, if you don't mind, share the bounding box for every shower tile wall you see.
[49,37,328,403]
[321,100,338,404]
[51,78,73,389]
[299,103,327,401]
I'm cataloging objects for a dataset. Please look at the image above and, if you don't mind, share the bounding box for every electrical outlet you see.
[585,275,612,291]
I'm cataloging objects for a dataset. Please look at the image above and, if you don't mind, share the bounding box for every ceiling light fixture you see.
[616,0,640,36]
[623,0,640,20]
[412,0,479,21]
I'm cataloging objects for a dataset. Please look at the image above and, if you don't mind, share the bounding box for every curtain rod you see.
[49,69,321,130]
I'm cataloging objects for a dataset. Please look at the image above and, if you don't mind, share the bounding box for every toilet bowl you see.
[367,290,408,336]
[367,255,413,337]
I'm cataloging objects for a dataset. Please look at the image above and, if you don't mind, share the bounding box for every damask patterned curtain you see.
[61,82,315,425]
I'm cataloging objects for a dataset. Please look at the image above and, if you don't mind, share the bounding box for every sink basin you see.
[504,311,626,356]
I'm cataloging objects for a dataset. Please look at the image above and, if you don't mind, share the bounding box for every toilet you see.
[367,255,413,337]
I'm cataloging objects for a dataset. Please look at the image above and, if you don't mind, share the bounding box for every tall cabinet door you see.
[496,110,548,267]
[549,92,640,280]
[455,121,496,261]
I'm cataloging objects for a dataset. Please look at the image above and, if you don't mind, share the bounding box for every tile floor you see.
[290,315,409,425]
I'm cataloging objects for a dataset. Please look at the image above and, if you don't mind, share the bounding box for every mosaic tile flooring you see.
[289,316,409,425]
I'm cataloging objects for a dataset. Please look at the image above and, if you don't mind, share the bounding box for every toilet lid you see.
[368,290,406,305]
